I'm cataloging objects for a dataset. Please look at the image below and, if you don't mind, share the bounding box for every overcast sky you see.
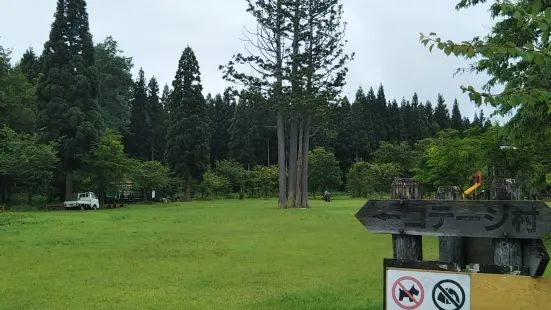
[0,0,506,122]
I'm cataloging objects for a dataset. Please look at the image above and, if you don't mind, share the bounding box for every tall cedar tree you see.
[349,88,372,160]
[18,47,41,84]
[221,0,287,208]
[147,76,166,161]
[37,0,104,200]
[433,93,450,131]
[450,99,463,131]
[210,88,236,165]
[160,83,171,115]
[95,36,134,134]
[228,91,258,167]
[376,84,388,141]
[291,0,352,208]
[165,46,210,201]
[387,99,402,142]
[125,68,149,160]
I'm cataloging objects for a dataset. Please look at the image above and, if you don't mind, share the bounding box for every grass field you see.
[0,198,548,309]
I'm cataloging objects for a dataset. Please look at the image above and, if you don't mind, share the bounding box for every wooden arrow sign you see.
[355,199,551,239]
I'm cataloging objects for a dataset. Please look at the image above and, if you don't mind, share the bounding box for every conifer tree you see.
[387,99,402,142]
[18,47,41,84]
[210,88,236,165]
[376,84,388,141]
[349,87,373,160]
[160,83,171,115]
[94,36,134,134]
[366,87,381,148]
[433,93,450,131]
[147,76,166,161]
[125,68,149,160]
[165,46,210,201]
[228,92,258,167]
[221,0,287,208]
[37,0,104,199]
[450,99,463,131]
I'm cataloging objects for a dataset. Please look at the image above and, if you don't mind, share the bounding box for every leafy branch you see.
[419,0,551,113]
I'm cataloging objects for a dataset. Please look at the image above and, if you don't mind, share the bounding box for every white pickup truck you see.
[64,192,100,210]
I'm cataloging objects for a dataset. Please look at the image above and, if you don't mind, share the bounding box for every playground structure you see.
[462,171,483,200]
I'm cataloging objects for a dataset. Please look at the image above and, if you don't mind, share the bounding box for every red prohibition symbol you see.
[391,276,425,309]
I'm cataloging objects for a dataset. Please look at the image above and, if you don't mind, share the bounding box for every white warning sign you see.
[386,268,471,310]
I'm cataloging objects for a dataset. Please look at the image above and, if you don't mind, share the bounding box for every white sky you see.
[0,0,508,122]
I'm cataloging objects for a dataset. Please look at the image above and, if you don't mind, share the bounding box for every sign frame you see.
[357,199,551,239]
[383,259,466,310]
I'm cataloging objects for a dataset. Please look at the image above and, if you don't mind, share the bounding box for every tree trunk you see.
[65,170,74,201]
[299,115,311,208]
[287,118,298,208]
[295,119,304,207]
[6,185,12,203]
[151,136,155,161]
[277,111,287,208]
[27,187,32,206]
[1,186,5,203]
[275,0,286,208]
[185,174,191,202]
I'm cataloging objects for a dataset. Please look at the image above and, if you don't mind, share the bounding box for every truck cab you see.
[64,192,100,210]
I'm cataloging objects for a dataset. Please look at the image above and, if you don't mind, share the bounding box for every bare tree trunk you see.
[300,115,311,208]
[277,111,287,208]
[65,170,74,201]
[295,119,304,207]
[286,0,301,208]
[185,174,191,202]
[287,119,298,208]
[275,0,286,208]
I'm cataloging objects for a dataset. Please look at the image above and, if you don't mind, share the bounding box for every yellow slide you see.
[463,171,483,199]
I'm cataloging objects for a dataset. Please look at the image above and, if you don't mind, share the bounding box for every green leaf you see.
[467,47,475,58]
[444,47,452,55]
[453,45,462,55]
[534,53,545,65]
[429,44,435,52]
[532,0,542,16]
[546,7,551,17]
[522,52,535,62]
[437,43,445,50]
[511,94,521,106]
[507,48,517,56]
[513,11,522,20]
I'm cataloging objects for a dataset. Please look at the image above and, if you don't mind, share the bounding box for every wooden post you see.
[391,178,422,260]
[492,178,523,266]
[436,186,465,268]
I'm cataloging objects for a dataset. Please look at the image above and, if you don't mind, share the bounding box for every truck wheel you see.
[80,205,85,211]
[92,205,98,210]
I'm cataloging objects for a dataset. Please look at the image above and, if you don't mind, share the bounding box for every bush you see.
[347,161,401,198]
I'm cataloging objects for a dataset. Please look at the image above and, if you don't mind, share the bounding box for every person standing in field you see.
[324,189,331,202]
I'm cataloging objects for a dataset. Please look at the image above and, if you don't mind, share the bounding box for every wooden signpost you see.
[356,199,551,277]
[356,199,551,239]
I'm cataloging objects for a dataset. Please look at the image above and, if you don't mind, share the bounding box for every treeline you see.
[0,31,492,204]
[0,0,499,206]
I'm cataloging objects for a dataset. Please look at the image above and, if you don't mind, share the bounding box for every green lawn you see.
[0,198,547,309]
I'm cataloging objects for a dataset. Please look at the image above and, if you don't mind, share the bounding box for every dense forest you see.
[2,0,551,208]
